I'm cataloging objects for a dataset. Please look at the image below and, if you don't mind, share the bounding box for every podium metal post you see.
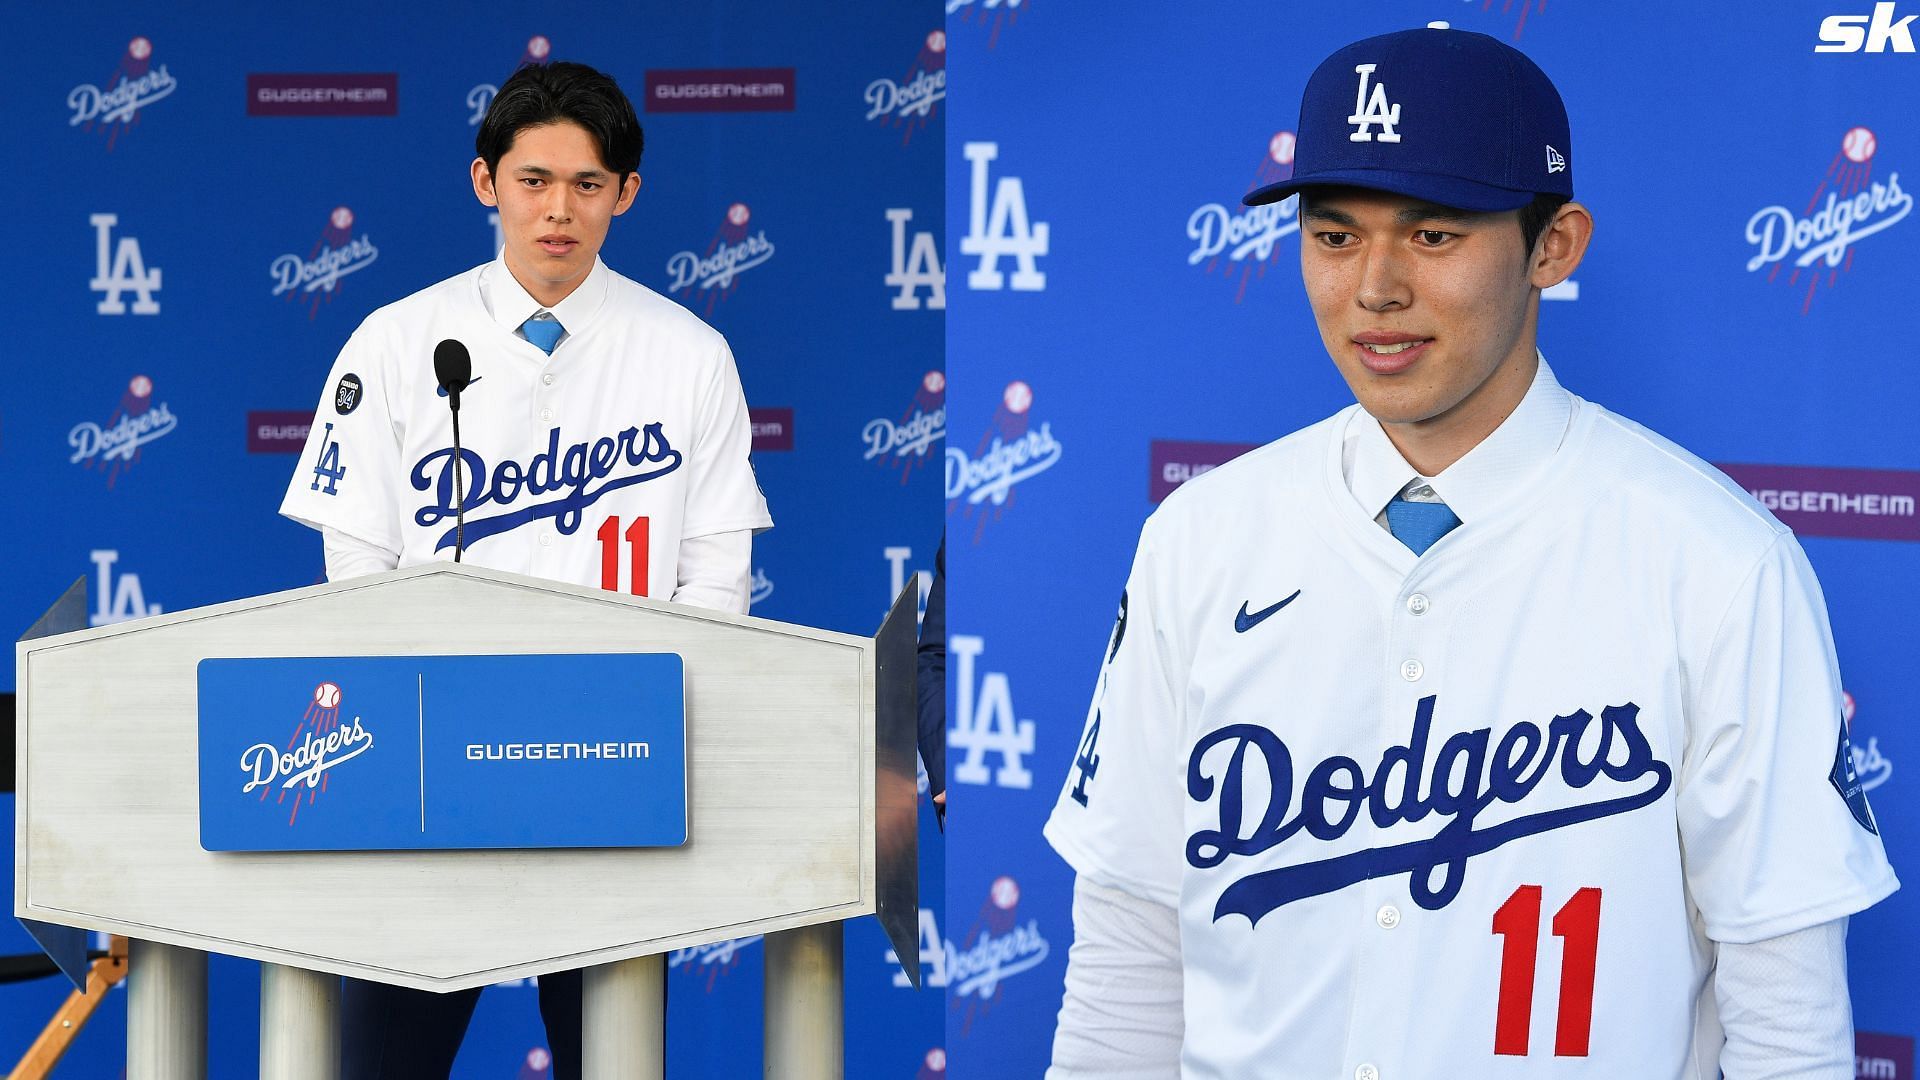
[764,922,844,1080]
[582,954,665,1080]
[259,963,339,1080]
[126,939,206,1080]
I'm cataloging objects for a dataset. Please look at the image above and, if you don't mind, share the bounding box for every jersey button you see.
[1356,1065,1379,1080]
[539,533,554,548]
[1406,593,1430,616]
[1400,659,1423,682]
[1376,905,1400,929]
[540,408,554,421]
[541,373,555,386]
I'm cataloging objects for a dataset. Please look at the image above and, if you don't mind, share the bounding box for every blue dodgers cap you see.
[1245,24,1572,212]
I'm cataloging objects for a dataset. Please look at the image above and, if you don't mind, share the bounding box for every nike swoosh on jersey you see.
[435,376,483,398]
[1234,590,1301,632]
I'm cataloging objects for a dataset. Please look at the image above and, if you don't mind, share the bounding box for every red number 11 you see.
[596,515,650,596]
[1491,885,1601,1057]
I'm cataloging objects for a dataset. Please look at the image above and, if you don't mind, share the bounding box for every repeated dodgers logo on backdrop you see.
[866,371,946,482]
[949,875,1050,1033]
[1187,132,1299,303]
[1745,126,1910,314]
[239,681,375,827]
[468,36,552,125]
[666,202,775,316]
[946,380,1061,541]
[866,31,946,143]
[1846,691,1895,795]
[69,375,176,487]
[669,936,763,992]
[947,0,1025,49]
[68,36,175,149]
[271,206,380,319]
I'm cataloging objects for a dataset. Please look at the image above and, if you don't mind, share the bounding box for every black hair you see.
[475,62,643,180]
[1518,192,1572,256]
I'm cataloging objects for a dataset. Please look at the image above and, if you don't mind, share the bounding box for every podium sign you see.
[197,653,687,852]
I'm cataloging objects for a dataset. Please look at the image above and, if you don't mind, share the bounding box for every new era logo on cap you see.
[1246,23,1574,212]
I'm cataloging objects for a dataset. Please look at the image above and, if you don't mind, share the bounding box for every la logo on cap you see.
[1347,64,1402,144]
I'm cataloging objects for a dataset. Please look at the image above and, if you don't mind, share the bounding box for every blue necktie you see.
[521,315,564,354]
[1386,495,1461,556]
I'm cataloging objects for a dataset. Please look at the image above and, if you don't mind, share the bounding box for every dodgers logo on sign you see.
[240,682,374,826]
[467,35,552,125]
[272,206,381,319]
[666,202,776,316]
[865,371,947,483]
[69,374,177,488]
[866,31,946,144]
[1188,132,1301,303]
[68,36,176,150]
[1745,127,1911,314]
[945,380,1061,541]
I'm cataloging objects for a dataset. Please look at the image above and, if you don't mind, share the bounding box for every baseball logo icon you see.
[330,206,354,231]
[1270,131,1297,166]
[990,874,1021,910]
[923,370,946,394]
[1842,126,1876,164]
[1003,380,1032,415]
[1844,690,1857,727]
[924,1048,947,1071]
[527,35,552,61]
[314,682,341,710]
[129,36,152,61]
[727,202,751,227]
[927,30,947,53]
[128,375,153,400]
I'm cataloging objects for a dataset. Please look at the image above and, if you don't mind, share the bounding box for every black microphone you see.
[433,339,473,562]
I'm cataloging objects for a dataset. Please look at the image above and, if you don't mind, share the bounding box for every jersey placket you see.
[522,327,568,569]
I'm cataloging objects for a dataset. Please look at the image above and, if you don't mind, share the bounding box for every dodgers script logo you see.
[946,380,1061,541]
[668,936,762,992]
[949,876,1050,1034]
[866,371,947,483]
[411,424,683,552]
[1188,132,1300,303]
[1188,695,1672,924]
[240,682,374,826]
[947,0,1024,48]
[69,36,175,150]
[69,375,176,488]
[467,35,551,125]
[272,206,380,319]
[1846,691,1894,794]
[666,202,775,317]
[866,31,946,144]
[1746,127,1911,314]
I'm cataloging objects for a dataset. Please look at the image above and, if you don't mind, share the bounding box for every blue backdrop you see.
[945,3,1918,1077]
[2,2,944,1077]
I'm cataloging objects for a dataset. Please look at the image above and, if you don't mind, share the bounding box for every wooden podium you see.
[13,563,921,1079]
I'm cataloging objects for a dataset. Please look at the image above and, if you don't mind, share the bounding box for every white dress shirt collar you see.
[477,253,610,337]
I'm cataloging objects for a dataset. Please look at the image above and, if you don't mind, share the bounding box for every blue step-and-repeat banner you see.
[945,2,1917,1078]
[2,2,944,1076]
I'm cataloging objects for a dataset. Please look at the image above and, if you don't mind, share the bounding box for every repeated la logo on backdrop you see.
[949,876,1051,1034]
[866,31,946,145]
[68,36,175,150]
[887,906,950,989]
[949,633,1036,790]
[947,0,1026,49]
[668,936,761,992]
[90,213,161,315]
[272,206,381,319]
[887,207,947,310]
[866,371,946,483]
[1188,132,1300,303]
[961,142,1049,291]
[1745,126,1911,314]
[89,549,161,626]
[945,380,1061,541]
[239,682,375,826]
[666,202,776,317]
[70,375,176,487]
[468,36,552,125]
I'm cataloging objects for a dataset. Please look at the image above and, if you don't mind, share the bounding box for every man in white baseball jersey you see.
[1043,25,1896,1080]
[280,61,770,1079]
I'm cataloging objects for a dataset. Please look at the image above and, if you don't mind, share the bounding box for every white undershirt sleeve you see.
[322,527,400,582]
[670,529,752,615]
[1047,876,1184,1080]
[1715,917,1854,1080]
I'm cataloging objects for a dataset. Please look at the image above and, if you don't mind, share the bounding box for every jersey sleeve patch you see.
[1829,717,1880,835]
[333,372,364,415]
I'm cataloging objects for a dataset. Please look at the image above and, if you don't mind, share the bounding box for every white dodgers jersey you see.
[1045,388,1896,1078]
[280,258,771,595]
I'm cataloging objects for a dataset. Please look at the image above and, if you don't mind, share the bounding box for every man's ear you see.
[612,172,642,217]
[1530,201,1592,290]
[471,157,499,208]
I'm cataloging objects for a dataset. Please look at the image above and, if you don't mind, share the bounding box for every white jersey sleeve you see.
[1678,532,1898,943]
[1043,520,1186,908]
[680,339,772,539]
[279,322,406,552]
